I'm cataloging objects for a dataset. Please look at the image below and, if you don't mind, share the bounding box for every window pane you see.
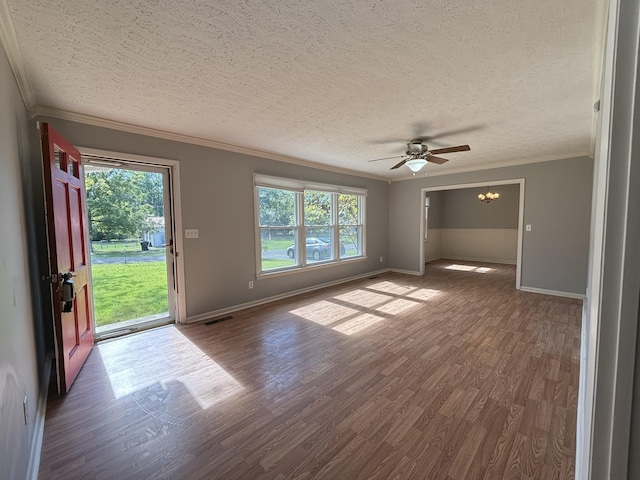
[338,194,362,258]
[260,227,296,270]
[305,227,334,262]
[304,191,331,225]
[340,225,362,258]
[68,159,79,178]
[258,187,297,271]
[54,147,64,170]
[338,194,359,225]
[259,187,295,226]
[305,191,333,263]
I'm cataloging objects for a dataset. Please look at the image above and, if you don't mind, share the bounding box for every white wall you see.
[424,229,441,262]
[437,228,518,264]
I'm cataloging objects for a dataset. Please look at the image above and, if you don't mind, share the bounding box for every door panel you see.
[53,180,71,271]
[69,185,86,265]
[41,123,94,393]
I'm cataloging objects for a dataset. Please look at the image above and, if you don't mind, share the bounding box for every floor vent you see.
[204,315,234,326]
[368,275,380,279]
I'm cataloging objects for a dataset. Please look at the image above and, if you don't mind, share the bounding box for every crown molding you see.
[33,105,389,182]
[29,107,590,184]
[0,0,36,108]
[390,151,593,182]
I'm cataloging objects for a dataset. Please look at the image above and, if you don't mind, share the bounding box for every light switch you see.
[185,228,199,238]
[526,224,532,232]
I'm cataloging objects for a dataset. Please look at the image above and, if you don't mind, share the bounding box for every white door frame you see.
[78,147,187,324]
[419,178,525,290]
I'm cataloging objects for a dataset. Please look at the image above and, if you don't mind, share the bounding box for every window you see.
[304,191,333,263]
[338,194,363,258]
[255,174,366,275]
[257,187,298,271]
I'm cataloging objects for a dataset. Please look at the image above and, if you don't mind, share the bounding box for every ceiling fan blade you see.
[391,158,407,170]
[412,121,429,139]
[429,145,471,155]
[367,155,403,163]
[428,156,449,164]
[426,125,483,141]
[368,138,407,145]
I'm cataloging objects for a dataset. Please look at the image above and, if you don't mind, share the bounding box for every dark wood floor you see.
[38,260,581,479]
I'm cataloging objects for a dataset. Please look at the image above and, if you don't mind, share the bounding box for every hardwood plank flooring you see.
[38,260,581,479]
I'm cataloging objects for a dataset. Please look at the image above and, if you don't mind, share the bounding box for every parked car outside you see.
[286,237,345,261]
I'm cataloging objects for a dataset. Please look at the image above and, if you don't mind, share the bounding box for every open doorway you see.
[420,179,525,289]
[82,150,183,340]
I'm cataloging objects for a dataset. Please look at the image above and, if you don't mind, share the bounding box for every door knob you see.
[61,272,75,313]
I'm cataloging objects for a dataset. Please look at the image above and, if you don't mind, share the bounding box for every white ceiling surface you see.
[7,0,603,180]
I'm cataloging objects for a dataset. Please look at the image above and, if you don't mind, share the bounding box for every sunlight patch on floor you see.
[375,298,421,315]
[366,281,415,295]
[334,289,391,308]
[476,267,493,273]
[98,326,243,409]
[446,264,494,273]
[290,300,360,325]
[406,288,442,301]
[332,313,385,335]
[291,282,433,336]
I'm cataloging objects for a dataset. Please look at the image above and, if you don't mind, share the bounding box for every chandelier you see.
[478,189,500,203]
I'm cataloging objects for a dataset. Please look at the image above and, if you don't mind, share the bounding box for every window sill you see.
[256,256,368,280]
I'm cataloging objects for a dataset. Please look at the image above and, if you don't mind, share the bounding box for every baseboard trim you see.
[519,286,586,300]
[26,353,53,480]
[185,268,391,324]
[390,268,422,276]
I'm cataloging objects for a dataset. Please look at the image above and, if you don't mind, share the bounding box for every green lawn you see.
[261,258,296,270]
[91,262,168,326]
[260,236,294,252]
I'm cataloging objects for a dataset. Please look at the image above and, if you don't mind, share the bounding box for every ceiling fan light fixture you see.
[405,158,428,172]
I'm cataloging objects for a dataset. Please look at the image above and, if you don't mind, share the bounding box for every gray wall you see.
[390,156,593,295]
[440,184,519,229]
[35,117,390,319]
[0,47,41,480]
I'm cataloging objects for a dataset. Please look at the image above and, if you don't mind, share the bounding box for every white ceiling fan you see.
[369,138,471,173]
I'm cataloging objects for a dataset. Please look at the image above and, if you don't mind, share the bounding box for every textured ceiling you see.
[6,0,604,179]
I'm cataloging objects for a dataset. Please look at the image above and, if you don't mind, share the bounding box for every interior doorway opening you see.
[420,179,525,290]
[83,154,179,340]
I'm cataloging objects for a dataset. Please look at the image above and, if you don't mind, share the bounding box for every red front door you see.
[41,123,94,393]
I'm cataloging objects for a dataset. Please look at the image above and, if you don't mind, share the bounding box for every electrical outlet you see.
[185,228,199,238]
[23,396,28,425]
[249,281,254,289]
[380,256,383,262]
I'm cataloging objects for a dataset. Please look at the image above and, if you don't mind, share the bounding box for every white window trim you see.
[254,173,368,196]
[253,174,367,278]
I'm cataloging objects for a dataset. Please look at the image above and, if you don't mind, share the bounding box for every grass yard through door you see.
[91,262,168,327]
